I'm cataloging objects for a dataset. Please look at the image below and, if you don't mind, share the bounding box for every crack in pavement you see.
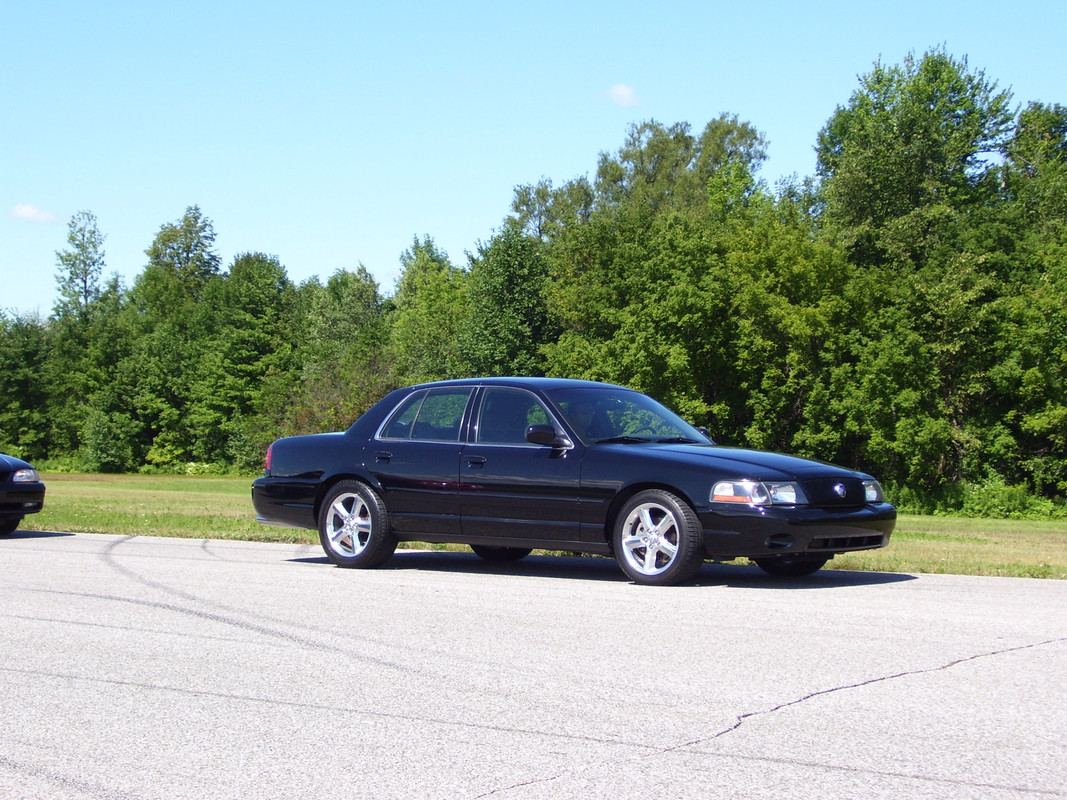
[472,636,1067,798]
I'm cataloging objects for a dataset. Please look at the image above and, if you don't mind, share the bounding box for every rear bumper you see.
[698,502,896,560]
[252,477,318,529]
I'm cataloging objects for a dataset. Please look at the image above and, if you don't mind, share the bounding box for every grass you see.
[18,473,1067,579]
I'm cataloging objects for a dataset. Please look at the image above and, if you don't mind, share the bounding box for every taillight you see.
[263,443,273,474]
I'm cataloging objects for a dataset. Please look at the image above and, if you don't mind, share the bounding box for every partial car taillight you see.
[263,443,273,474]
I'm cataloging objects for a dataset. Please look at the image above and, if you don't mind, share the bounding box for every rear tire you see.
[470,545,532,562]
[612,490,705,586]
[753,555,829,577]
[318,481,397,568]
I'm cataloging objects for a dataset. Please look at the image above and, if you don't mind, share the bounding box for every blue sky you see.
[3,0,1064,316]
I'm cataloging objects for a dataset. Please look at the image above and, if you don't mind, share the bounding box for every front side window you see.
[475,388,555,445]
[380,388,472,441]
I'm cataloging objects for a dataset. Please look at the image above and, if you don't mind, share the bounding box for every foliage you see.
[1,49,1065,517]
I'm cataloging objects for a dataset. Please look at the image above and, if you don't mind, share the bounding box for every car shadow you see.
[2,529,77,539]
[291,549,918,588]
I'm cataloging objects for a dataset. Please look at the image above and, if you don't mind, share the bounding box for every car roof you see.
[408,377,630,392]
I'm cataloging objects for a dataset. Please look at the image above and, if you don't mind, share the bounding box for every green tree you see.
[186,253,298,466]
[287,266,393,434]
[461,221,554,376]
[48,211,110,455]
[54,210,106,323]
[122,207,222,467]
[388,237,469,384]
[0,312,52,459]
[816,47,1013,267]
[812,50,1039,493]
[540,115,771,424]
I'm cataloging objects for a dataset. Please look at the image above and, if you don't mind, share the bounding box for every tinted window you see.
[476,388,554,445]
[548,387,708,443]
[380,388,471,441]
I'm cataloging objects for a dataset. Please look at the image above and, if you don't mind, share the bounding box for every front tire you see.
[613,490,705,586]
[0,517,21,536]
[318,481,397,568]
[753,555,830,577]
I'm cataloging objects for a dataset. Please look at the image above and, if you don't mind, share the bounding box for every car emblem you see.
[833,483,847,498]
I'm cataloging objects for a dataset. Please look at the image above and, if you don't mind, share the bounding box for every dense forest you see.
[2,49,1065,517]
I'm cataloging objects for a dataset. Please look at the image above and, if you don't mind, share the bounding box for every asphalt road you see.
[1,531,1064,800]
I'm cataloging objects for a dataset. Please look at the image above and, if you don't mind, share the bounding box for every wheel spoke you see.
[642,545,659,572]
[638,506,658,533]
[655,537,678,560]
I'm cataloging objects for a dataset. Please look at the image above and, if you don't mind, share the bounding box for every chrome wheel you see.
[323,491,373,558]
[317,481,397,568]
[613,490,704,585]
[619,502,680,576]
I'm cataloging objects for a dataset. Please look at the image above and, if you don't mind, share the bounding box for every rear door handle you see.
[465,455,487,468]
[374,451,392,462]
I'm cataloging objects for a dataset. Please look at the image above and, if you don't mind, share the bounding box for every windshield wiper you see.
[655,436,702,444]
[594,435,650,444]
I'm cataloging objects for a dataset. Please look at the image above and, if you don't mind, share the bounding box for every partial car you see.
[252,378,895,585]
[0,453,46,536]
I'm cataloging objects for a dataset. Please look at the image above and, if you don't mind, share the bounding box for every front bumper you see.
[0,481,46,518]
[698,502,896,560]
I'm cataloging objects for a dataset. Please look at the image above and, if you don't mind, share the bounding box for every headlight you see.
[13,468,40,483]
[863,479,884,503]
[711,480,808,506]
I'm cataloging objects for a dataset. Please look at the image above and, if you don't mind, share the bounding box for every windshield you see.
[546,387,711,445]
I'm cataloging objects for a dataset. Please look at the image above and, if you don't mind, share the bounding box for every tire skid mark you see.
[30,587,411,672]
[91,535,413,671]
[0,753,142,800]
[91,536,549,687]
[1,665,652,751]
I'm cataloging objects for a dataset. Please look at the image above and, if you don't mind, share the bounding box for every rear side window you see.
[380,388,472,441]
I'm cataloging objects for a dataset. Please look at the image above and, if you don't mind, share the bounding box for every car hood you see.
[607,442,869,480]
[0,453,33,472]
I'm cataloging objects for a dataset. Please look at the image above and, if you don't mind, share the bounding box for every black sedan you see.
[252,378,895,585]
[0,453,46,536]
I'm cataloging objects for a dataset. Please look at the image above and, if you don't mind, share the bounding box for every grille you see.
[802,477,866,508]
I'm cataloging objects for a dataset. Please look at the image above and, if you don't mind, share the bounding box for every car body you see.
[0,453,46,536]
[252,377,895,585]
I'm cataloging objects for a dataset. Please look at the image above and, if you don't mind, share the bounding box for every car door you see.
[459,387,583,543]
[369,387,472,535]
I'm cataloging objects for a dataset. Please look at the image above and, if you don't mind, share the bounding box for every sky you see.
[3,0,1065,317]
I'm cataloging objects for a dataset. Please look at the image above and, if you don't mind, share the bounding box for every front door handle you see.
[465,455,487,468]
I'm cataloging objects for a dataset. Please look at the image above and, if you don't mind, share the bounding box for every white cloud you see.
[10,204,59,223]
[605,83,640,107]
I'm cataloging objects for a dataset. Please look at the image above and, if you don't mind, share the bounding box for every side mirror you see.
[526,424,571,448]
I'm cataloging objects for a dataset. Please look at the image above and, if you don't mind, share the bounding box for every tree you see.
[122,207,223,466]
[54,211,105,323]
[143,205,221,297]
[816,48,1014,267]
[0,312,52,459]
[186,253,298,465]
[287,266,392,434]
[48,211,110,454]
[461,221,554,376]
[540,115,772,423]
[388,237,469,384]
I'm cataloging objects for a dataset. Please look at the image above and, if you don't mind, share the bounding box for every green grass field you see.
[18,473,1067,579]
